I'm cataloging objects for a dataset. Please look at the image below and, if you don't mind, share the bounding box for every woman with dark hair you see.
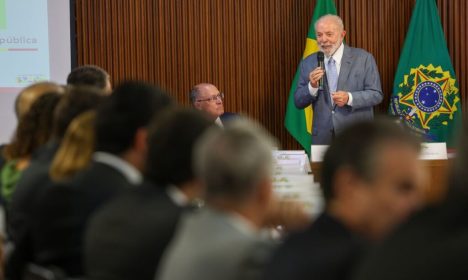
[1,92,62,204]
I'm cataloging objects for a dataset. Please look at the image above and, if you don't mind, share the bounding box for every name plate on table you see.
[310,145,329,162]
[419,142,447,160]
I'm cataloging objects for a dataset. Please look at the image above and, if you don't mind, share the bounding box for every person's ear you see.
[256,177,273,208]
[333,167,361,202]
[133,127,148,153]
[193,102,202,110]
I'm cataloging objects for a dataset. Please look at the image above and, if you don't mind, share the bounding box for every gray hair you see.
[315,14,344,32]
[189,86,200,105]
[194,118,277,202]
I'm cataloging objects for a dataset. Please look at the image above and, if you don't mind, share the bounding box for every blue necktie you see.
[328,57,338,95]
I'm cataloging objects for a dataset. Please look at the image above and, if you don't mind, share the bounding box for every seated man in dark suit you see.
[27,82,173,277]
[6,87,105,280]
[353,125,468,280]
[189,83,236,127]
[84,108,215,280]
[158,119,278,280]
[263,119,424,280]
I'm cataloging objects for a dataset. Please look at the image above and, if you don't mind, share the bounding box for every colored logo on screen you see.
[0,0,6,30]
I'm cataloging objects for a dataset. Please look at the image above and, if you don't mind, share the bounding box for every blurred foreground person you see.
[28,81,173,277]
[85,108,215,280]
[354,124,468,280]
[1,93,62,205]
[157,119,278,280]
[264,119,424,280]
[6,87,105,280]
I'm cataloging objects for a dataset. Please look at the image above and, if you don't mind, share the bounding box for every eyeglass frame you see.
[195,92,225,103]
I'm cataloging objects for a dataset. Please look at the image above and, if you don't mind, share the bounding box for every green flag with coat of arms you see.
[389,0,462,148]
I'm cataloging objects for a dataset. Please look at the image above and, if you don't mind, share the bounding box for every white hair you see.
[194,118,277,201]
[315,14,344,32]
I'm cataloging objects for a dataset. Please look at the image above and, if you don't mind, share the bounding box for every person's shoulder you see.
[345,45,374,58]
[303,51,319,63]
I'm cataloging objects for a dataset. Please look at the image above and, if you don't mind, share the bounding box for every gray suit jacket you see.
[294,45,383,144]
[156,208,275,280]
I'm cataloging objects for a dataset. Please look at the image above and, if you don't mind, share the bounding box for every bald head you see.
[15,82,65,120]
[190,83,225,120]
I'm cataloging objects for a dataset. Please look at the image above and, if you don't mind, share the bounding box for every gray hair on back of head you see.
[194,118,278,202]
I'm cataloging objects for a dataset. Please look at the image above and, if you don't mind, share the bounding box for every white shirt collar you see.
[325,42,345,68]
[93,152,143,185]
[226,211,258,237]
[166,185,189,207]
[215,117,224,128]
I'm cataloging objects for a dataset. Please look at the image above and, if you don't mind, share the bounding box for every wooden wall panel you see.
[74,0,467,150]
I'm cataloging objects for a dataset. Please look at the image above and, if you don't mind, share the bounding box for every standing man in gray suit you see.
[157,119,277,280]
[295,14,383,144]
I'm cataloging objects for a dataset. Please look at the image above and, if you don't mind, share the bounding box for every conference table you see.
[310,159,451,204]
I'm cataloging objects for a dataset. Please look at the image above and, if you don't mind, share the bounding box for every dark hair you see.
[321,118,421,203]
[5,93,62,160]
[53,86,106,140]
[145,108,214,186]
[448,123,468,198]
[67,65,109,90]
[95,81,174,155]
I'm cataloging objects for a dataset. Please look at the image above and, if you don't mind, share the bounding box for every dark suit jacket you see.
[6,141,59,280]
[29,160,134,277]
[354,191,468,280]
[294,45,383,144]
[84,182,184,280]
[220,112,238,125]
[263,213,367,280]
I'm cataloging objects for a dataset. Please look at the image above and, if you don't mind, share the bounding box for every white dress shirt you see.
[308,43,353,106]
[93,152,143,185]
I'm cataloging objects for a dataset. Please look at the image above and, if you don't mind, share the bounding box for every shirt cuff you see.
[308,82,319,97]
[347,92,353,106]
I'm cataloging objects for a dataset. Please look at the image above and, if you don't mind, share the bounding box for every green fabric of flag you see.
[284,0,337,156]
[389,0,462,147]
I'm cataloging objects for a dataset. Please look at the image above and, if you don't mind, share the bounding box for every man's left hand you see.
[332,91,349,107]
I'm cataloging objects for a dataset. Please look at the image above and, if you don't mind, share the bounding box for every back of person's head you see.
[95,81,174,155]
[50,111,96,182]
[5,92,62,160]
[145,108,215,187]
[15,81,64,120]
[194,119,277,204]
[53,86,106,141]
[322,118,423,239]
[67,65,111,93]
[322,118,421,203]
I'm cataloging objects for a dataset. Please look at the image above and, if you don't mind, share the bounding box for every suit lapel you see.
[337,45,353,91]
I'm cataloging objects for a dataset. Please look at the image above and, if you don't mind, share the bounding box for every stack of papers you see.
[272,151,324,218]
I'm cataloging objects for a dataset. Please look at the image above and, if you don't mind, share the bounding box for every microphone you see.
[317,51,325,91]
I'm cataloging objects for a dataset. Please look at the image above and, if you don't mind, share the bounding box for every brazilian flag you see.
[389,0,462,148]
[284,0,337,156]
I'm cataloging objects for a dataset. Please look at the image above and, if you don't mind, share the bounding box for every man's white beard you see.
[320,40,342,57]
